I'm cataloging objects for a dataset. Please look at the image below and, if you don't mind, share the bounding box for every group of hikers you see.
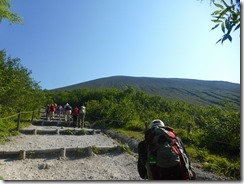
[45,103,86,128]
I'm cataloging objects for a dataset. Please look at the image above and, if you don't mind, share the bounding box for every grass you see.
[186,146,240,179]
[0,116,34,144]
[111,128,144,140]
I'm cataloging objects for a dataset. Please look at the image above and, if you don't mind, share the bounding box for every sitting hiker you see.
[137,119,196,180]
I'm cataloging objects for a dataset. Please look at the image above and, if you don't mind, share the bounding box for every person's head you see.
[150,119,165,128]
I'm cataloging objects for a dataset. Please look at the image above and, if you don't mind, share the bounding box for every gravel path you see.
[0,125,141,180]
[0,134,118,151]
[0,153,140,180]
[0,125,233,181]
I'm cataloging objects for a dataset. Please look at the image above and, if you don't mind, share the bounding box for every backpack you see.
[72,107,80,116]
[59,106,63,111]
[80,106,86,114]
[143,125,194,180]
[65,105,72,111]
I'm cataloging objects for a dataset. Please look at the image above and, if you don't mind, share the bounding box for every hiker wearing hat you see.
[137,119,195,180]
[78,104,86,128]
[64,103,72,124]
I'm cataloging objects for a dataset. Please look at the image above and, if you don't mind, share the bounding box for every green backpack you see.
[145,126,181,168]
[138,125,195,180]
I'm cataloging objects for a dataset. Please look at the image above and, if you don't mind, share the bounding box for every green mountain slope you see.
[52,76,240,108]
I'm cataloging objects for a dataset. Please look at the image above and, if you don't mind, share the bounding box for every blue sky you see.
[0,0,240,90]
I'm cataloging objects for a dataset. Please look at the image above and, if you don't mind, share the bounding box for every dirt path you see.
[0,125,232,181]
[0,125,141,180]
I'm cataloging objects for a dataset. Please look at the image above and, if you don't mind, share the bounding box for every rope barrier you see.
[0,110,39,120]
[1,113,21,120]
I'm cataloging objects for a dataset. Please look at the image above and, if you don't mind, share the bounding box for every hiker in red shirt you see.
[72,106,80,128]
[49,104,55,120]
[49,104,56,120]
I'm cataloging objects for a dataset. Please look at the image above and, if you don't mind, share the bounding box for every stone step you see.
[0,146,122,159]
[32,120,69,127]
[19,128,101,135]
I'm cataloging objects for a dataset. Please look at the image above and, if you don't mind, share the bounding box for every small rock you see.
[38,163,51,169]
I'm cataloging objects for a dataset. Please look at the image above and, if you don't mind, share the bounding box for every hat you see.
[150,119,165,128]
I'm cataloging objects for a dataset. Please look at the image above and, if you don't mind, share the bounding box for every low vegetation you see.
[0,49,46,143]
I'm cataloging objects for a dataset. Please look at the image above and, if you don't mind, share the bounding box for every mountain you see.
[52,76,240,109]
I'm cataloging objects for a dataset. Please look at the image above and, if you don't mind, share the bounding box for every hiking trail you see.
[0,111,231,180]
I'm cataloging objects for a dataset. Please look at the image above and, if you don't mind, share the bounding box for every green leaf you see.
[217,7,231,20]
[225,19,232,31]
[221,22,225,33]
[227,35,232,42]
[233,23,240,31]
[210,24,220,31]
[214,3,224,9]
[211,10,221,15]
[215,38,222,44]
[221,0,229,8]
[212,16,225,20]
[211,19,222,23]
[221,34,232,44]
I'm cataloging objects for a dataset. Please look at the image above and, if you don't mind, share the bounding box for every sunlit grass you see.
[111,128,144,140]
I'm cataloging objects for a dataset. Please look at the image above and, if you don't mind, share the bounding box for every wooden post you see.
[60,148,66,158]
[87,146,93,156]
[19,150,26,160]
[117,145,122,152]
[16,111,21,131]
[31,111,35,123]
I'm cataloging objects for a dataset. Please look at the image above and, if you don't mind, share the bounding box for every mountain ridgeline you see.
[53,76,240,109]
